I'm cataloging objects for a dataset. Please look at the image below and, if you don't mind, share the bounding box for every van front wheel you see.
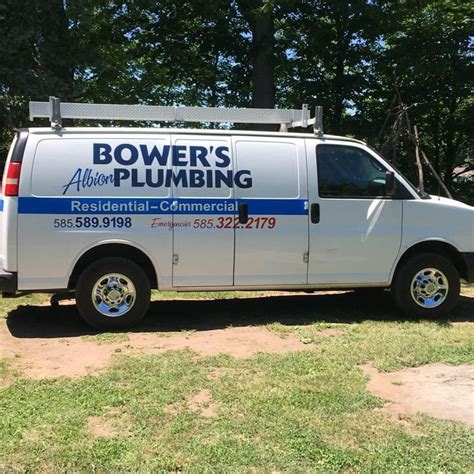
[76,257,150,330]
[392,253,459,318]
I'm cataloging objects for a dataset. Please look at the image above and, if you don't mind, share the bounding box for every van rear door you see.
[0,136,16,255]
[0,131,26,275]
[0,135,16,271]
[233,136,308,285]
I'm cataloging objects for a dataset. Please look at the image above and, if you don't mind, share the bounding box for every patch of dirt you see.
[0,316,312,381]
[164,404,178,415]
[1,332,123,380]
[87,416,120,439]
[129,326,312,359]
[360,363,474,426]
[165,388,221,418]
[186,389,220,418]
[87,409,132,439]
[0,377,13,389]
[22,428,43,443]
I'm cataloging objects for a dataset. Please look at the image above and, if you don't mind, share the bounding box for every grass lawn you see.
[0,286,473,472]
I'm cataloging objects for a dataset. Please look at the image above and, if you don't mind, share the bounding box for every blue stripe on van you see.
[243,199,307,216]
[18,197,308,216]
[0,199,3,212]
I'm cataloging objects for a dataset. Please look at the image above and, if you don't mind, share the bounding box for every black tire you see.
[75,257,150,330]
[392,252,460,318]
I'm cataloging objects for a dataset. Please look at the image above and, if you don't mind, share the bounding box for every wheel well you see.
[395,241,467,281]
[68,244,158,289]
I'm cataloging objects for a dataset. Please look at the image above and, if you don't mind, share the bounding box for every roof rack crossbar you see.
[29,97,323,134]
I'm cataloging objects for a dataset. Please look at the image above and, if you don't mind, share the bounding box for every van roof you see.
[26,127,366,145]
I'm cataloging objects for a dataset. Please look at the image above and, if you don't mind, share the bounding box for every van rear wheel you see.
[76,257,150,330]
[392,252,459,318]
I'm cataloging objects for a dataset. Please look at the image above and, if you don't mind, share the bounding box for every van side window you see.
[316,144,388,198]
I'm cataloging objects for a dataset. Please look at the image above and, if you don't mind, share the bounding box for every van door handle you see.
[238,203,249,224]
[310,203,320,224]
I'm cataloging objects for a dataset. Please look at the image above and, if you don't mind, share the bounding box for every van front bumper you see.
[0,270,17,293]
[462,252,474,283]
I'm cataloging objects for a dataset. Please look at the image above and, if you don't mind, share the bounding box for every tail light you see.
[3,162,22,196]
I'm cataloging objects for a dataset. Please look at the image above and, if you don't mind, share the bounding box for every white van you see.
[0,100,473,329]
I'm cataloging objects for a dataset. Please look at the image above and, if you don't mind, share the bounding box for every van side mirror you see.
[385,171,395,196]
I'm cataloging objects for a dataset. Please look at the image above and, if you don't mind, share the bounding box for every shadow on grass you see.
[5,291,474,339]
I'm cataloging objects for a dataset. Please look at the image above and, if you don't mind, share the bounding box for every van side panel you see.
[402,199,474,253]
[17,133,173,290]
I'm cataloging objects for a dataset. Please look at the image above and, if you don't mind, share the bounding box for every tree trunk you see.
[251,10,274,110]
[331,57,345,134]
[237,0,275,117]
[331,27,347,134]
[39,0,74,100]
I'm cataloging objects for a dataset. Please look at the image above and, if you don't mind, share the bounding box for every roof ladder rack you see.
[29,97,324,135]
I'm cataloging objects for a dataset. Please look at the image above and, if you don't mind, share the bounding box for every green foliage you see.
[0,0,75,155]
[279,0,383,134]
[0,0,471,202]
[363,0,473,197]
[69,0,251,107]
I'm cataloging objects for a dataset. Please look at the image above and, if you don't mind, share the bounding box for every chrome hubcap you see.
[92,273,136,317]
[410,268,449,308]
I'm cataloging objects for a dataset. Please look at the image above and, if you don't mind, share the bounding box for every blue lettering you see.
[165,169,188,187]
[63,168,82,194]
[189,170,205,187]
[93,143,112,164]
[215,146,230,168]
[214,170,233,188]
[114,168,130,186]
[234,170,252,188]
[63,168,114,195]
[131,169,145,187]
[67,143,253,193]
[172,146,187,166]
[144,169,164,187]
[190,146,210,167]
[140,145,170,166]
[114,144,138,165]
